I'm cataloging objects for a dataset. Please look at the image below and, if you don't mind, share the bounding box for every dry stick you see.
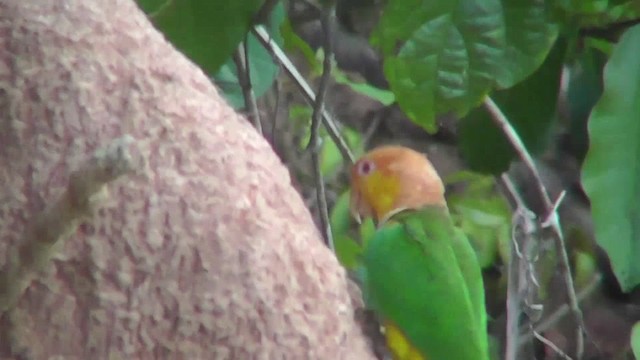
[307,7,335,251]
[500,176,600,357]
[519,273,602,346]
[233,41,263,134]
[252,25,355,164]
[0,135,139,313]
[485,97,586,359]
[499,174,527,360]
[534,331,573,360]
[270,74,282,145]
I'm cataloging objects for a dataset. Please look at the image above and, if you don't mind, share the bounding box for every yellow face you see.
[349,145,445,224]
[349,156,400,223]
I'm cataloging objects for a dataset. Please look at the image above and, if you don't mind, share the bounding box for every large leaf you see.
[372,0,557,132]
[564,45,606,162]
[213,3,285,108]
[494,0,559,88]
[459,38,565,174]
[581,24,640,293]
[139,0,263,75]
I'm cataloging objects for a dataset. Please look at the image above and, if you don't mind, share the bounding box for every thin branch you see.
[233,41,263,134]
[361,110,383,148]
[500,175,526,360]
[534,330,573,360]
[500,174,541,360]
[306,10,332,152]
[519,274,602,346]
[270,72,282,144]
[485,96,586,359]
[307,7,335,250]
[252,25,355,164]
[0,135,139,313]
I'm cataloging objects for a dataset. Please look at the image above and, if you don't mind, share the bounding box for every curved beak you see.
[349,189,371,225]
[349,189,362,224]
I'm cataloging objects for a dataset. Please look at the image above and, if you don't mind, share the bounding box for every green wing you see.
[363,206,489,360]
[451,226,489,355]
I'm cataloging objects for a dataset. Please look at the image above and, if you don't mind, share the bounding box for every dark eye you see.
[357,159,375,176]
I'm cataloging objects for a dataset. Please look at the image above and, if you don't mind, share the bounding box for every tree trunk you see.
[0,1,374,359]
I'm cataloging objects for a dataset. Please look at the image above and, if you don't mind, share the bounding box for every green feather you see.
[362,205,489,360]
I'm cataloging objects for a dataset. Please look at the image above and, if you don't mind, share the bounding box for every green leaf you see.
[321,128,363,177]
[335,235,362,269]
[281,19,319,70]
[329,190,379,269]
[330,190,353,238]
[330,191,364,269]
[144,0,263,75]
[213,3,285,108]
[136,0,166,14]
[333,69,396,105]
[632,321,640,359]
[494,0,559,88]
[459,37,565,174]
[372,0,557,132]
[581,24,640,293]
[447,172,511,268]
[564,46,606,162]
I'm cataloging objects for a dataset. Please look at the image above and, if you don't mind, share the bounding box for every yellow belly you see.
[384,322,426,360]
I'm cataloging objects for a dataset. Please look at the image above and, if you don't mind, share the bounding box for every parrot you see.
[349,145,490,360]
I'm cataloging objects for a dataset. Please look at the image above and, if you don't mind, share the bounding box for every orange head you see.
[349,145,445,224]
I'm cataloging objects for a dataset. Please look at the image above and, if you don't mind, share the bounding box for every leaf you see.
[564,45,606,162]
[135,0,167,13]
[333,69,396,105]
[494,0,559,88]
[321,127,363,177]
[143,0,262,75]
[213,3,285,108]
[632,321,640,359]
[372,0,557,132]
[330,190,353,238]
[330,191,364,269]
[281,19,319,70]
[581,24,640,293]
[447,172,511,268]
[458,37,565,174]
[335,235,362,269]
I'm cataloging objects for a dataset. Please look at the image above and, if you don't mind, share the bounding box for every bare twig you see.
[361,111,384,148]
[233,41,263,134]
[307,6,335,250]
[0,135,139,313]
[485,96,586,359]
[270,74,282,144]
[501,174,523,360]
[501,174,540,360]
[306,11,333,152]
[534,330,573,360]
[252,25,355,164]
[519,274,602,346]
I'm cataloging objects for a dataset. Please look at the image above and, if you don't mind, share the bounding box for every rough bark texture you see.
[0,1,374,359]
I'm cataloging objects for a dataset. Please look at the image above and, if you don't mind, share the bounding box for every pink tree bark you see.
[0,1,374,359]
